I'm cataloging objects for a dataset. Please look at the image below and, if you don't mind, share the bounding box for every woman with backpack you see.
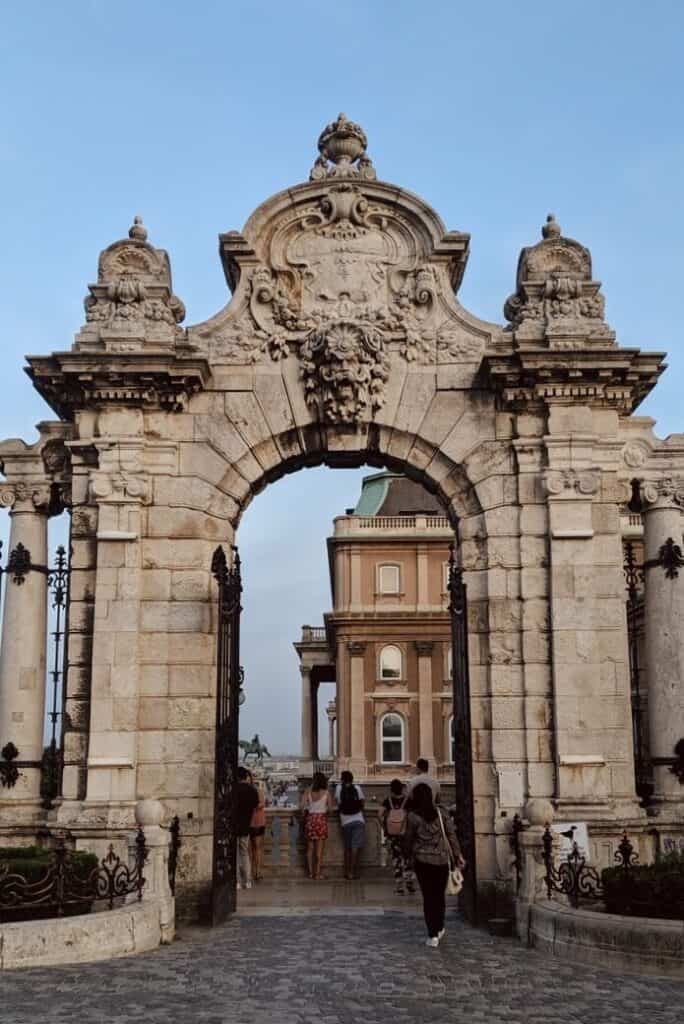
[300,771,332,879]
[334,770,365,880]
[404,782,465,947]
[382,779,415,895]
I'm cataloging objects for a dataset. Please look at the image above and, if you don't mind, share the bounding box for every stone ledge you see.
[0,898,171,969]
[523,899,684,978]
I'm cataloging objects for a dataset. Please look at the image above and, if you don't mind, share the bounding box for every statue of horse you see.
[238,734,271,764]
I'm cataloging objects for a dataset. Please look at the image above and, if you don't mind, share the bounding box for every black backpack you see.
[339,783,361,815]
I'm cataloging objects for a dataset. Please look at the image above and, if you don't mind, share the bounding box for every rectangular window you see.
[378,564,400,594]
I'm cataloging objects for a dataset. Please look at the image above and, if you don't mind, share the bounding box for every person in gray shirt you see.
[404,758,440,802]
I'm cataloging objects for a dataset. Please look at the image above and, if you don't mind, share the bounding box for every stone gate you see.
[0,114,682,917]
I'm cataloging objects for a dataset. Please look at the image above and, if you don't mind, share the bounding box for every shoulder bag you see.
[437,810,464,895]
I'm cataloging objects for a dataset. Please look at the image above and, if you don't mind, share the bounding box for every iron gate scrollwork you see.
[210,544,242,925]
[448,545,477,924]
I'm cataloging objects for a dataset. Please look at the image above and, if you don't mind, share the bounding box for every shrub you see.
[602,850,684,920]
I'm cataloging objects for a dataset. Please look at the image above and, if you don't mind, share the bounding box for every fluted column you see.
[415,641,435,762]
[0,481,51,803]
[642,477,684,804]
[300,666,313,760]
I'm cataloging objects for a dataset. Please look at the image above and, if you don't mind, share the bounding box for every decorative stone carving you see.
[71,507,97,537]
[544,468,600,496]
[309,113,376,181]
[504,215,614,346]
[89,471,152,505]
[622,440,651,469]
[347,641,367,655]
[0,481,51,512]
[641,476,684,509]
[301,321,390,423]
[192,117,478,423]
[77,217,186,351]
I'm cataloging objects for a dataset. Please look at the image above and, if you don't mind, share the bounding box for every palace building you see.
[296,471,456,784]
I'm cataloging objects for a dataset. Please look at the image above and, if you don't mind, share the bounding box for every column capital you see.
[299,664,312,678]
[415,640,435,656]
[542,468,600,497]
[642,476,684,511]
[347,641,366,655]
[0,480,52,513]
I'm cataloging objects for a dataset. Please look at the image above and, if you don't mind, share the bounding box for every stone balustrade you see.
[262,806,385,877]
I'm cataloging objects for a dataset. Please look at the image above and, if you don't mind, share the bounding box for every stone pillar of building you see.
[348,642,366,776]
[326,700,336,759]
[300,666,313,760]
[0,479,51,806]
[641,477,684,805]
[415,641,435,763]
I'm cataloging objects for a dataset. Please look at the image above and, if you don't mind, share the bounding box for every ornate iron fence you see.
[0,830,147,921]
[542,825,637,908]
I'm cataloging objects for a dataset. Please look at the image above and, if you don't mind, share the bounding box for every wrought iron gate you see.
[210,544,242,925]
[448,545,477,924]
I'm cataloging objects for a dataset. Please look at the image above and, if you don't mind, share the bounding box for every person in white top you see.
[334,770,365,880]
[404,758,441,802]
[300,772,332,879]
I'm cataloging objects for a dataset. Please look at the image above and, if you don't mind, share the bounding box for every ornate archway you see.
[2,114,678,925]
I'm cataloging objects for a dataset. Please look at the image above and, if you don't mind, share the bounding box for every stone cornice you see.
[25,351,211,420]
[482,347,665,413]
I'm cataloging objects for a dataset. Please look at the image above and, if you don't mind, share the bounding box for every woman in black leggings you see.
[404,783,465,947]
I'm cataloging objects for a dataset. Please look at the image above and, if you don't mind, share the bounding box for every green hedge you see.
[602,851,684,920]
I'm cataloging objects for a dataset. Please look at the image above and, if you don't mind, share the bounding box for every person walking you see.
[300,771,332,879]
[404,782,465,947]
[248,771,267,882]
[234,766,259,890]
[381,778,415,894]
[334,770,365,880]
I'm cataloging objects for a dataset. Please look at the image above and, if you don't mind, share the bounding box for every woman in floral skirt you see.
[300,772,332,879]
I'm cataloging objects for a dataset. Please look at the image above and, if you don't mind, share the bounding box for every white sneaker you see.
[236,883,242,890]
[425,937,440,948]
[245,881,253,889]
[438,928,445,940]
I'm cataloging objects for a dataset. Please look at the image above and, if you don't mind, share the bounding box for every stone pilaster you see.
[348,641,366,775]
[641,477,684,805]
[415,640,435,762]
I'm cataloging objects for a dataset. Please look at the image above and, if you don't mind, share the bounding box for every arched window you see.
[379,644,402,679]
[381,713,405,764]
[448,715,456,763]
[378,563,400,595]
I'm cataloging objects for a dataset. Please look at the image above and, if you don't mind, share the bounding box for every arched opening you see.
[209,447,480,924]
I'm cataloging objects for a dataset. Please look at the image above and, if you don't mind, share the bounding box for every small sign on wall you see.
[552,821,589,860]
[496,768,524,808]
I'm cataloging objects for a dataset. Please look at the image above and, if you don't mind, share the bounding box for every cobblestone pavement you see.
[1,910,681,1024]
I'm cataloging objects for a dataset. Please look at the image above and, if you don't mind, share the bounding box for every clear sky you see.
[1,1,683,752]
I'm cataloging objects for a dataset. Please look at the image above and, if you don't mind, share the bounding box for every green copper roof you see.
[352,472,402,515]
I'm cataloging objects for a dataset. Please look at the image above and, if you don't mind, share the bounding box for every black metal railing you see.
[511,813,524,892]
[168,815,181,896]
[0,830,147,921]
[542,825,637,908]
[0,541,71,806]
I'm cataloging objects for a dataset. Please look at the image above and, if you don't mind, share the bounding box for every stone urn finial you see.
[310,113,376,181]
[128,215,148,242]
[541,213,561,240]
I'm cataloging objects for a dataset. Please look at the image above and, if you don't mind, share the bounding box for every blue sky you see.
[1,1,683,752]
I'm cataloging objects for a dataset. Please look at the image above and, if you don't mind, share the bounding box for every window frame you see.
[380,711,406,765]
[377,562,401,596]
[378,643,403,681]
